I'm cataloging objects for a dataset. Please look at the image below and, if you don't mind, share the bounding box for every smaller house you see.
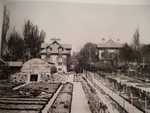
[11,58,51,83]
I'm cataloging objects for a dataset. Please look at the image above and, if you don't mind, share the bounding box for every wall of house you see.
[41,54,46,60]
[50,55,58,64]
[98,49,104,59]
[56,55,68,73]
[10,73,28,83]
[44,54,68,73]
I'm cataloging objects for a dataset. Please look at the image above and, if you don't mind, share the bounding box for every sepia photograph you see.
[0,0,150,113]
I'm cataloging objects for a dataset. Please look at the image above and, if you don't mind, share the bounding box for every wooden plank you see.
[0,98,48,102]
[0,104,43,110]
[0,100,46,105]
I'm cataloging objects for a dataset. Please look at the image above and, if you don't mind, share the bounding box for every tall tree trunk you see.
[1,5,9,58]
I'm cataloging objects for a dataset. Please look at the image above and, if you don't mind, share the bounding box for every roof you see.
[41,41,72,49]
[97,39,123,49]
[61,44,72,49]
[41,40,72,55]
[21,58,51,73]
[41,43,49,48]
[41,49,47,54]
[7,61,23,67]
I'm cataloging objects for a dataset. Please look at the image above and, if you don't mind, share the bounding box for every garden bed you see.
[0,80,23,97]
[81,77,109,113]
[96,72,150,112]
[0,110,38,113]
[0,81,61,113]
[49,83,73,113]
[60,82,73,93]
[17,82,61,98]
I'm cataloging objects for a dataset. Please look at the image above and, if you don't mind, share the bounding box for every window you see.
[58,47,63,53]
[58,68,62,71]
[47,75,50,78]
[30,74,38,82]
[57,57,63,62]
[58,62,63,65]
[47,47,52,52]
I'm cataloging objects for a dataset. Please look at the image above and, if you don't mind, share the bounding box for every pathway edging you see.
[92,77,143,113]
[41,84,63,113]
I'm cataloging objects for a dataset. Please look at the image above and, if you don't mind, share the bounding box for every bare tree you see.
[132,28,140,51]
[7,29,25,61]
[23,20,45,59]
[141,44,150,63]
[1,5,9,58]
[76,43,99,71]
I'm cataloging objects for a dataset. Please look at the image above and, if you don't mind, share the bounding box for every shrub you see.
[31,89,41,97]
[51,66,57,74]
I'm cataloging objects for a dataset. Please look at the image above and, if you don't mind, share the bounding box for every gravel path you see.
[71,82,91,113]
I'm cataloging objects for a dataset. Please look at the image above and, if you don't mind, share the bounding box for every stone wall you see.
[40,73,51,82]
[10,73,28,84]
[11,72,51,83]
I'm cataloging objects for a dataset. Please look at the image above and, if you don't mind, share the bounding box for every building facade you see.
[97,39,123,66]
[41,40,72,73]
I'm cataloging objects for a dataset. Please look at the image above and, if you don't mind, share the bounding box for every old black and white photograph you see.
[0,0,150,113]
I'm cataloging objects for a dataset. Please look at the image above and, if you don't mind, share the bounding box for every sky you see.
[3,0,150,52]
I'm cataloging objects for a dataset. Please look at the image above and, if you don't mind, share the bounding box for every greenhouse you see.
[11,58,51,83]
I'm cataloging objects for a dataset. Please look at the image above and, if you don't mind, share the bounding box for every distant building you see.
[40,39,72,73]
[97,39,123,66]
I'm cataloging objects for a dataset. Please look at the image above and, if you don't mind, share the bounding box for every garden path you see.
[71,82,91,113]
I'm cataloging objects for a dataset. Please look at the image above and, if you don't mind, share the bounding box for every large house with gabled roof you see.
[40,39,72,73]
[97,39,123,66]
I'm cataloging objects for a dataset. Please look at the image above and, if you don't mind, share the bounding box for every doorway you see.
[30,74,38,82]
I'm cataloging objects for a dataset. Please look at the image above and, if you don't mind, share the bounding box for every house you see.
[41,39,72,73]
[97,39,123,66]
[11,58,51,83]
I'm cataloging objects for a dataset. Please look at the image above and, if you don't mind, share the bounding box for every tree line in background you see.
[1,6,45,61]
[74,43,99,73]
[74,28,150,73]
[119,29,150,64]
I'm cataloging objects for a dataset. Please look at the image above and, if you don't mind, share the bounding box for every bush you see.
[31,89,41,97]
[51,66,57,74]
[64,104,69,109]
